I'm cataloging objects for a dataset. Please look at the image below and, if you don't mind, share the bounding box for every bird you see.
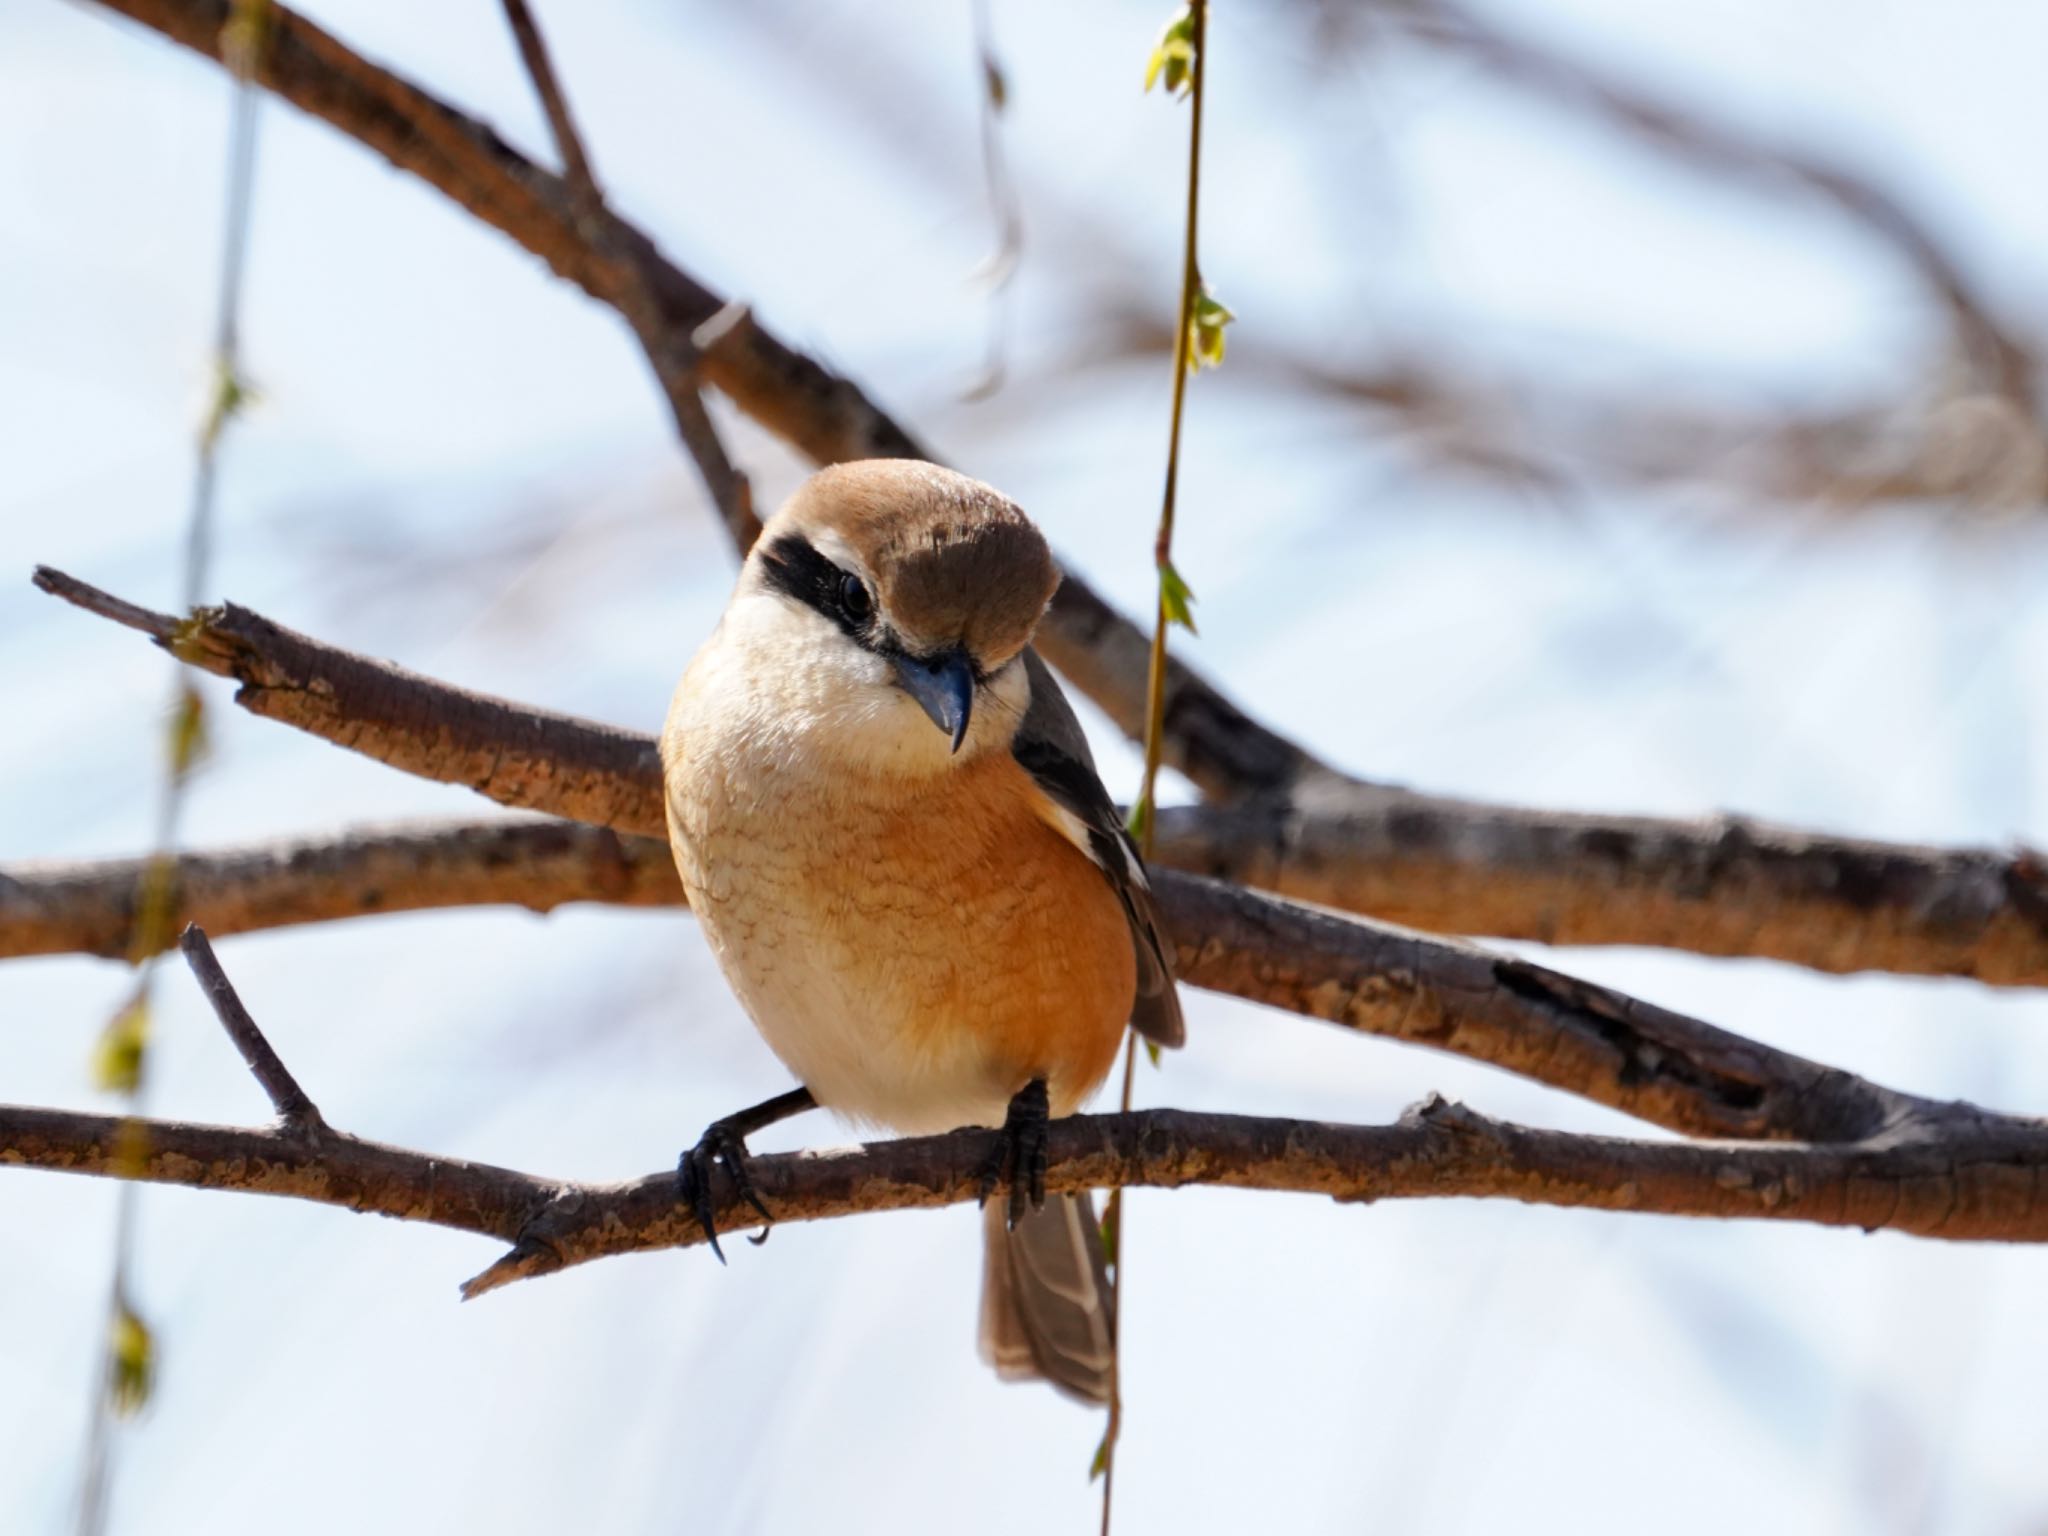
[660,459,1184,1404]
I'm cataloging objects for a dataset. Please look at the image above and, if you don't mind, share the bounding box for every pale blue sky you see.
[5,2,2048,1532]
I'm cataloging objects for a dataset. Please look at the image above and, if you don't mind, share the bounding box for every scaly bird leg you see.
[677,1085,818,1262]
[975,1078,1051,1229]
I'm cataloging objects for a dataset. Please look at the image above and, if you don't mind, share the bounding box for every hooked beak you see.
[893,647,975,753]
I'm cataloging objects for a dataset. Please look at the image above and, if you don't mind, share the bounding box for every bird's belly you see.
[670,752,1134,1135]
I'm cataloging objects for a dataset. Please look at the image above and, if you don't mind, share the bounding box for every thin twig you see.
[1135,0,1211,846]
[497,0,594,192]
[962,0,1022,401]
[78,2,269,1527]
[497,0,760,551]
[175,925,323,1130]
[32,566,177,639]
[1108,2,1216,1509]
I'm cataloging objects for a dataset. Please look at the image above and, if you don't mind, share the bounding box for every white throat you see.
[686,583,1031,779]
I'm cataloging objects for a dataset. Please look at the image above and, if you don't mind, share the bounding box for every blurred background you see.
[6,0,2048,1530]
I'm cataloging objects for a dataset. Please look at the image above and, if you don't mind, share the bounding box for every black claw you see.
[677,1120,775,1263]
[974,1079,1051,1230]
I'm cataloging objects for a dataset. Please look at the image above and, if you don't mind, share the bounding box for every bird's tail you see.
[977,1192,1116,1405]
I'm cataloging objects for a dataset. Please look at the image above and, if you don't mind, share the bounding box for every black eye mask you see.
[758,533,880,646]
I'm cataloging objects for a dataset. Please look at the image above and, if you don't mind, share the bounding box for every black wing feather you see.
[1012,649,1186,1049]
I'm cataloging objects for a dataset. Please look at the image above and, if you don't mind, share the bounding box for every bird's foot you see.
[677,1117,776,1264]
[975,1078,1051,1229]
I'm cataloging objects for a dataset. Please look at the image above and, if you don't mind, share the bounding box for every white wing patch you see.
[1109,831,1149,890]
[1027,785,1153,893]
[1035,796,1108,872]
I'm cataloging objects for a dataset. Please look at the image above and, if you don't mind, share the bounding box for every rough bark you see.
[30,567,2048,991]
[8,1094,2046,1308]
[22,570,2033,1166]
[3,814,1930,1144]
[1152,799,2048,987]
[0,819,680,961]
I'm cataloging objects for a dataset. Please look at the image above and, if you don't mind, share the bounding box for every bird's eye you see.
[839,572,873,621]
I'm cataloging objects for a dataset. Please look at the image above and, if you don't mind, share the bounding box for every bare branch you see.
[0,812,1947,1146]
[83,0,1317,801]
[177,925,323,1129]
[31,569,2048,991]
[34,567,666,836]
[6,1094,2048,1305]
[7,816,2040,1298]
[1152,800,2048,988]
[1170,870,1932,1145]
[0,819,678,961]
[453,1092,2048,1293]
[497,0,595,194]
[497,0,761,550]
[32,564,178,641]
[1051,288,2046,514]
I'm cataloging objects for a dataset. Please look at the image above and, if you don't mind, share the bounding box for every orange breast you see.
[669,736,1136,1129]
[883,753,1135,1115]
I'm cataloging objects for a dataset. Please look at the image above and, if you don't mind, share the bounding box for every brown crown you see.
[776,460,1061,665]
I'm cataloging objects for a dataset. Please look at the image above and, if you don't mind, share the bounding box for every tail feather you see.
[977,1192,1115,1405]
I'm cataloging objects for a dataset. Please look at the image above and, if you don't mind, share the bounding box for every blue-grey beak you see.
[894,647,975,753]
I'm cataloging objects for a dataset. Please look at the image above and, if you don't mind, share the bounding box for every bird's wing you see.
[1011,647,1186,1048]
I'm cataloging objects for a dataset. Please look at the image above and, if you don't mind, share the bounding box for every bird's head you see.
[733,461,1061,773]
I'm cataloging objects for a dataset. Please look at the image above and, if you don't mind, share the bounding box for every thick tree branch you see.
[13,907,2044,1304]
[0,812,1950,1145]
[92,0,907,466]
[21,566,2035,1160]
[1,819,680,961]
[1153,800,2048,988]
[31,567,2048,992]
[8,1092,2048,1307]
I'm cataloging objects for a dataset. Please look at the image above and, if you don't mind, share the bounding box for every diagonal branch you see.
[12,838,2046,1297]
[35,566,666,835]
[85,0,1311,803]
[30,567,2048,990]
[178,924,323,1129]
[497,0,760,550]
[23,569,2039,1159]
[0,812,1940,1146]
[497,0,595,192]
